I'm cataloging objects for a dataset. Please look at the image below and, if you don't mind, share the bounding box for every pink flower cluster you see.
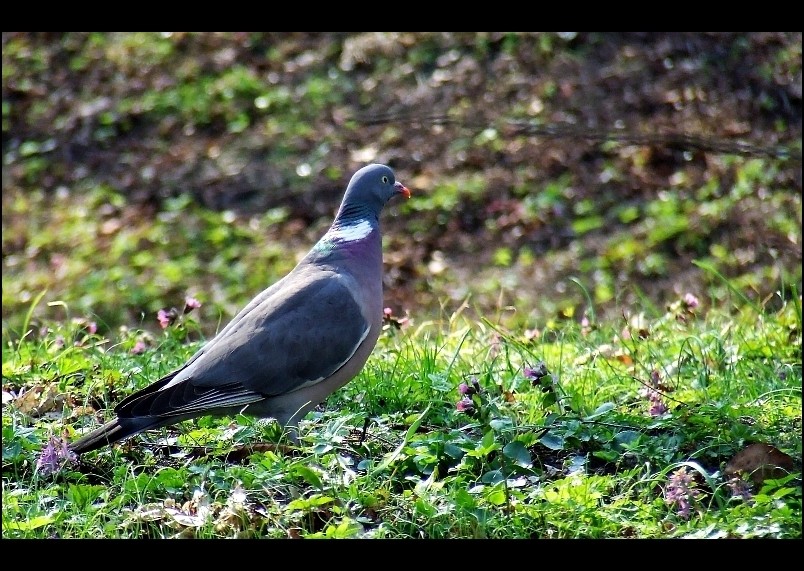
[36,434,77,476]
[456,377,481,414]
[157,296,202,329]
[664,467,702,519]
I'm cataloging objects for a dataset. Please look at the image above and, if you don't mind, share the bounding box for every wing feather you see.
[115,270,370,420]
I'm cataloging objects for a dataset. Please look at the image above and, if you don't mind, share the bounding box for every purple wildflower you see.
[131,340,148,355]
[664,467,702,519]
[183,296,202,314]
[682,293,700,310]
[646,369,669,416]
[525,362,555,395]
[157,309,171,328]
[36,434,77,476]
[524,362,550,383]
[72,317,97,335]
[157,308,178,329]
[523,328,540,342]
[382,306,410,331]
[456,397,475,414]
[648,390,669,416]
[726,476,754,502]
[580,315,592,336]
[459,377,481,396]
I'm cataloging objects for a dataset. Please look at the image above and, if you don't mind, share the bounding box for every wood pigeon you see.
[69,164,411,454]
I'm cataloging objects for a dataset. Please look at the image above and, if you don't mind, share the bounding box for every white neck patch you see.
[328,219,373,243]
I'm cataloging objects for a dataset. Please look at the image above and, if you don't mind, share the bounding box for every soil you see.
[3,32,801,325]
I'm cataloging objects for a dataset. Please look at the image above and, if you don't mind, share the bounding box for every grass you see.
[2,288,801,538]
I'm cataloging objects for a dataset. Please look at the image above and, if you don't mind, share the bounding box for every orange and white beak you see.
[395,181,411,199]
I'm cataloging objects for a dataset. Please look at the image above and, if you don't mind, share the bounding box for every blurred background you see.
[2,32,801,337]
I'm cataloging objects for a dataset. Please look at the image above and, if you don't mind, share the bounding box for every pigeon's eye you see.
[381,176,389,184]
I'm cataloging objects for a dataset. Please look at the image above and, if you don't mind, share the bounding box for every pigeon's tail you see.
[68,417,158,455]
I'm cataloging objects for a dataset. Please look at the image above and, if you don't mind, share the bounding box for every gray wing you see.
[176,271,370,397]
[114,271,371,420]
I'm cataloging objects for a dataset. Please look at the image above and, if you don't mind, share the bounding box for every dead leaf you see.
[14,384,66,416]
[66,405,96,419]
[614,351,634,366]
[724,443,795,486]
[575,344,634,366]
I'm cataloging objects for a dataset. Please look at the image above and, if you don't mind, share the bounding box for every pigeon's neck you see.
[328,217,375,242]
[312,211,380,258]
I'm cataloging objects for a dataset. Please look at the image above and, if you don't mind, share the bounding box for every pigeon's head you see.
[341,164,410,216]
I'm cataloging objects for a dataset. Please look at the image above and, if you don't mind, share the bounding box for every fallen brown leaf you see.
[724,442,795,486]
[14,384,66,417]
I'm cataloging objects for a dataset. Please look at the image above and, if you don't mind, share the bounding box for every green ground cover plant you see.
[3,281,800,538]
